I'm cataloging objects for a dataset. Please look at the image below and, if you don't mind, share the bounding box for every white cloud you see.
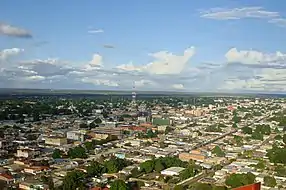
[0,48,24,60]
[82,78,119,87]
[90,54,103,67]
[25,75,45,81]
[225,48,286,64]
[88,29,104,34]
[269,18,286,27]
[200,7,279,20]
[172,84,184,89]
[134,80,154,87]
[117,47,195,75]
[0,23,32,38]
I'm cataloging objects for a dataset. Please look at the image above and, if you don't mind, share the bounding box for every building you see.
[45,137,67,146]
[67,131,85,142]
[179,152,206,162]
[0,140,15,151]
[16,148,40,159]
[161,167,185,176]
[0,173,14,184]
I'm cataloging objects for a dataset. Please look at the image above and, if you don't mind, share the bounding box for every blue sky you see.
[1,0,286,92]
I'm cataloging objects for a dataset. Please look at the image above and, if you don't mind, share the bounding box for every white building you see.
[161,167,185,176]
[67,131,85,141]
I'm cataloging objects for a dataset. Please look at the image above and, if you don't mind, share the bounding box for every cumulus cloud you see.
[117,47,195,75]
[0,23,32,38]
[200,7,279,20]
[0,48,24,60]
[172,84,184,90]
[225,48,286,65]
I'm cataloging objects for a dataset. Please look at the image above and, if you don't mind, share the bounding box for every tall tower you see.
[131,84,136,106]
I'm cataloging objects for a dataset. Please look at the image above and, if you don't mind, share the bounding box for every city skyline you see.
[1,0,286,92]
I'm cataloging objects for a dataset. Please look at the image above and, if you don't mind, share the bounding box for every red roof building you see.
[232,183,261,190]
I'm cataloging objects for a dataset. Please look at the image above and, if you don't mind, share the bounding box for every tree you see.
[68,146,87,159]
[79,123,88,128]
[52,149,62,159]
[94,118,102,124]
[255,160,265,170]
[84,141,94,151]
[110,180,128,190]
[274,135,282,140]
[212,146,225,157]
[225,173,255,188]
[242,126,252,134]
[212,185,227,190]
[61,171,85,190]
[232,123,238,128]
[87,161,104,177]
[174,185,185,190]
[139,160,154,173]
[194,183,212,190]
[283,134,286,144]
[264,176,277,187]
[154,160,165,172]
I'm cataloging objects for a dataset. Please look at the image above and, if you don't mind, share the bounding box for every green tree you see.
[61,171,85,190]
[212,146,225,157]
[52,149,62,159]
[232,123,238,128]
[225,173,255,188]
[84,141,94,151]
[68,146,87,159]
[139,160,154,173]
[242,126,252,134]
[154,160,165,172]
[274,135,282,140]
[79,123,88,128]
[110,180,128,190]
[174,185,185,190]
[212,185,227,190]
[194,183,212,190]
[94,118,102,124]
[87,161,105,177]
[264,176,277,187]
[255,160,265,170]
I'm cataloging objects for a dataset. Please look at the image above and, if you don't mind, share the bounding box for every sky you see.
[1,0,286,93]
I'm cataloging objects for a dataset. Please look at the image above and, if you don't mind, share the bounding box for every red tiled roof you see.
[232,183,261,190]
[0,173,14,180]
[90,187,109,190]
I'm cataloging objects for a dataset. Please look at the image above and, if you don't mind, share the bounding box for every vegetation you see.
[139,156,189,174]
[263,176,277,187]
[241,126,252,134]
[60,170,86,190]
[86,158,131,175]
[266,145,286,164]
[212,146,225,157]
[52,149,62,159]
[110,179,128,190]
[68,146,87,159]
[225,172,255,188]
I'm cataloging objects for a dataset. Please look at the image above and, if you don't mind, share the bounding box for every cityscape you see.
[1,0,286,190]
[0,90,285,189]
